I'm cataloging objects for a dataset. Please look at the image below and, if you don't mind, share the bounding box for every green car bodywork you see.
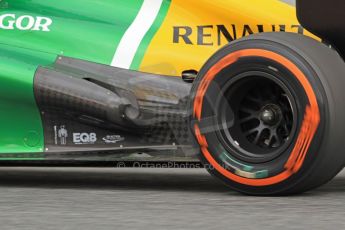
[0,0,301,159]
[0,0,170,156]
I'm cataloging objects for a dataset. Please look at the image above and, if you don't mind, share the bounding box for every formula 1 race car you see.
[1,0,345,195]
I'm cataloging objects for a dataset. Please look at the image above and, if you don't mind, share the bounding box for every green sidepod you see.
[0,0,169,156]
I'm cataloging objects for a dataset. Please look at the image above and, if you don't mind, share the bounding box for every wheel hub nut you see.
[259,105,282,126]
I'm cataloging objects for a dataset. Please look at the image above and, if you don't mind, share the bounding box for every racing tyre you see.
[190,32,345,195]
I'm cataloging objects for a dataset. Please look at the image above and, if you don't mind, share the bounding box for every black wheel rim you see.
[216,71,298,163]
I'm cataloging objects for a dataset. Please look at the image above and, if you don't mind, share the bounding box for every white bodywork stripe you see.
[111,0,163,69]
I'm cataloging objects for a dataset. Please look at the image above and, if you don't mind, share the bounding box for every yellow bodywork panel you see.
[140,0,316,76]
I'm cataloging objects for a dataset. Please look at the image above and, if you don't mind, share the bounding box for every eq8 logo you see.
[73,133,97,145]
[0,14,52,31]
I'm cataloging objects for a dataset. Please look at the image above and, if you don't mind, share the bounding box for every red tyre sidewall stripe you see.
[194,49,320,186]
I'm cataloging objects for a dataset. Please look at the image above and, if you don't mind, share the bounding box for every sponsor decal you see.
[54,125,68,145]
[173,24,305,46]
[0,14,52,31]
[73,132,97,145]
[102,135,125,144]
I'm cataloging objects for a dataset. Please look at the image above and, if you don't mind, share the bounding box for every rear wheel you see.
[190,32,345,195]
